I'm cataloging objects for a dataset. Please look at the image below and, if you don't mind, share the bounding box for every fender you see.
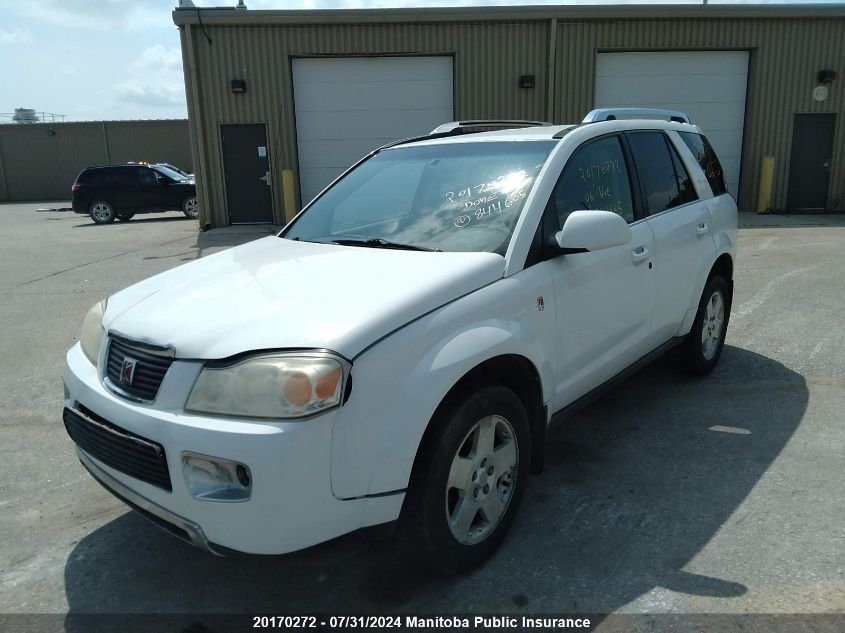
[329,265,556,499]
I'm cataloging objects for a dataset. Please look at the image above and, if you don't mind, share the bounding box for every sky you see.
[0,0,841,122]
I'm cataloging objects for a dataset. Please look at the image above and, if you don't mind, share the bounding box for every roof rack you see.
[430,120,552,134]
[583,108,692,124]
[378,120,554,152]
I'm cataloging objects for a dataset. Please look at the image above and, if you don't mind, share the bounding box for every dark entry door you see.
[221,123,274,223]
[787,113,836,211]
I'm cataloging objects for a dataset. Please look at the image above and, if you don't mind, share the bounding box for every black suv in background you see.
[71,164,198,224]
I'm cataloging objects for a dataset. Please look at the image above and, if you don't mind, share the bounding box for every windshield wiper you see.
[330,238,441,252]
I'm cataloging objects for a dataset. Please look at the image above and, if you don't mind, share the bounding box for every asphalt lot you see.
[0,202,843,625]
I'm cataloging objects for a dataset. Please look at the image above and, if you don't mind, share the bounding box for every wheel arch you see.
[88,198,115,210]
[410,354,548,484]
[677,250,734,337]
[709,252,734,295]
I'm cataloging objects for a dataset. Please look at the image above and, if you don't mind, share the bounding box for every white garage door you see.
[595,51,749,197]
[292,56,454,205]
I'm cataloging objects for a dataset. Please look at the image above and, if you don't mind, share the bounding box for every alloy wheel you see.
[445,415,518,545]
[184,197,199,218]
[701,290,725,361]
[91,203,112,222]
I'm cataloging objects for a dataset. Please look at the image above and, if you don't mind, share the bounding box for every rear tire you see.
[182,196,199,219]
[116,211,135,222]
[682,275,731,376]
[89,201,116,224]
[396,385,531,573]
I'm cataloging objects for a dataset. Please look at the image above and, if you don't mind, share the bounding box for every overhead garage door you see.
[292,56,454,205]
[595,51,749,197]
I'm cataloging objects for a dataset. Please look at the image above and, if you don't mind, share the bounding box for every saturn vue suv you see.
[63,109,737,572]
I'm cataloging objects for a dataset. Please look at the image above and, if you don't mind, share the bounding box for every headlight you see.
[185,353,348,419]
[80,299,107,366]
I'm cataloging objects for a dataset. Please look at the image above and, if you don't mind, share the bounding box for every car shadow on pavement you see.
[62,344,807,624]
[73,216,193,228]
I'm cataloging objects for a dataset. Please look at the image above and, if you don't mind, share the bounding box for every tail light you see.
[72,184,80,192]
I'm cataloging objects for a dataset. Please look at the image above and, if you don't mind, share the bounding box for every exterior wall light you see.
[817,70,837,84]
[813,70,836,102]
[231,79,247,94]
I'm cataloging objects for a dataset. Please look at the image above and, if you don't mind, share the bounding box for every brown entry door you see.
[221,123,274,223]
[786,113,836,211]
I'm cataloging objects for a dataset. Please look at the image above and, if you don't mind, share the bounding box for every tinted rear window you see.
[679,132,727,196]
[78,167,138,184]
[77,169,100,183]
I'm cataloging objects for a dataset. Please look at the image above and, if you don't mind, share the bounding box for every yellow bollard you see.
[756,156,775,214]
[282,169,298,223]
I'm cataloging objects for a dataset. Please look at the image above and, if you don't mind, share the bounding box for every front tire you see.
[182,196,199,219]
[89,201,116,224]
[682,275,731,375]
[397,385,531,573]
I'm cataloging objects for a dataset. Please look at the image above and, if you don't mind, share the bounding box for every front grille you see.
[64,405,172,491]
[105,337,173,401]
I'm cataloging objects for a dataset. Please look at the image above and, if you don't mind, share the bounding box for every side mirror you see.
[156,175,173,185]
[554,210,632,253]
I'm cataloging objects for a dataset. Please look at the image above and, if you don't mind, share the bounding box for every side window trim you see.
[618,133,646,222]
[622,130,655,219]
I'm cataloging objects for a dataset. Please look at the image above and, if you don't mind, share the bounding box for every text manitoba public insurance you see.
[405,616,592,628]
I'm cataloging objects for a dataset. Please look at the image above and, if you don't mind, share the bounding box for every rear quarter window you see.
[679,132,727,196]
[77,170,100,184]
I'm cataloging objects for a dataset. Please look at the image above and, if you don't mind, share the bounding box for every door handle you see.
[631,246,649,263]
[696,222,709,236]
[259,171,271,185]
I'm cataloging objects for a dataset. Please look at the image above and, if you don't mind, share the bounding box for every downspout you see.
[101,121,111,163]
[0,139,8,201]
[184,23,214,229]
[546,18,557,123]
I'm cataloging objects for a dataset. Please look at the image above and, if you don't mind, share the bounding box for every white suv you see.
[64,109,737,572]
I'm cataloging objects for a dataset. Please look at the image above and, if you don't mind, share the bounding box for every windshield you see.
[153,165,188,181]
[282,141,556,254]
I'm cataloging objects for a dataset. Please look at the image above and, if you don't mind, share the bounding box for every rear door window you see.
[626,131,680,216]
[679,132,727,195]
[104,167,136,183]
[137,168,157,184]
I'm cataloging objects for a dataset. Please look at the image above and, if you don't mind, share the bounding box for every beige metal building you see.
[172,4,844,229]
[0,120,192,202]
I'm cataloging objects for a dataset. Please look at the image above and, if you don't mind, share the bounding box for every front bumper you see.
[64,342,404,555]
[77,446,223,555]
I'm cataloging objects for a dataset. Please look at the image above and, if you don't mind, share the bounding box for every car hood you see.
[104,237,505,360]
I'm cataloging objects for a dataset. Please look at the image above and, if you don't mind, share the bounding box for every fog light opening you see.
[182,451,252,502]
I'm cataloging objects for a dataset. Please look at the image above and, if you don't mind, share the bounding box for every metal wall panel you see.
[182,22,550,227]
[555,17,845,212]
[0,120,191,202]
[182,14,844,227]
